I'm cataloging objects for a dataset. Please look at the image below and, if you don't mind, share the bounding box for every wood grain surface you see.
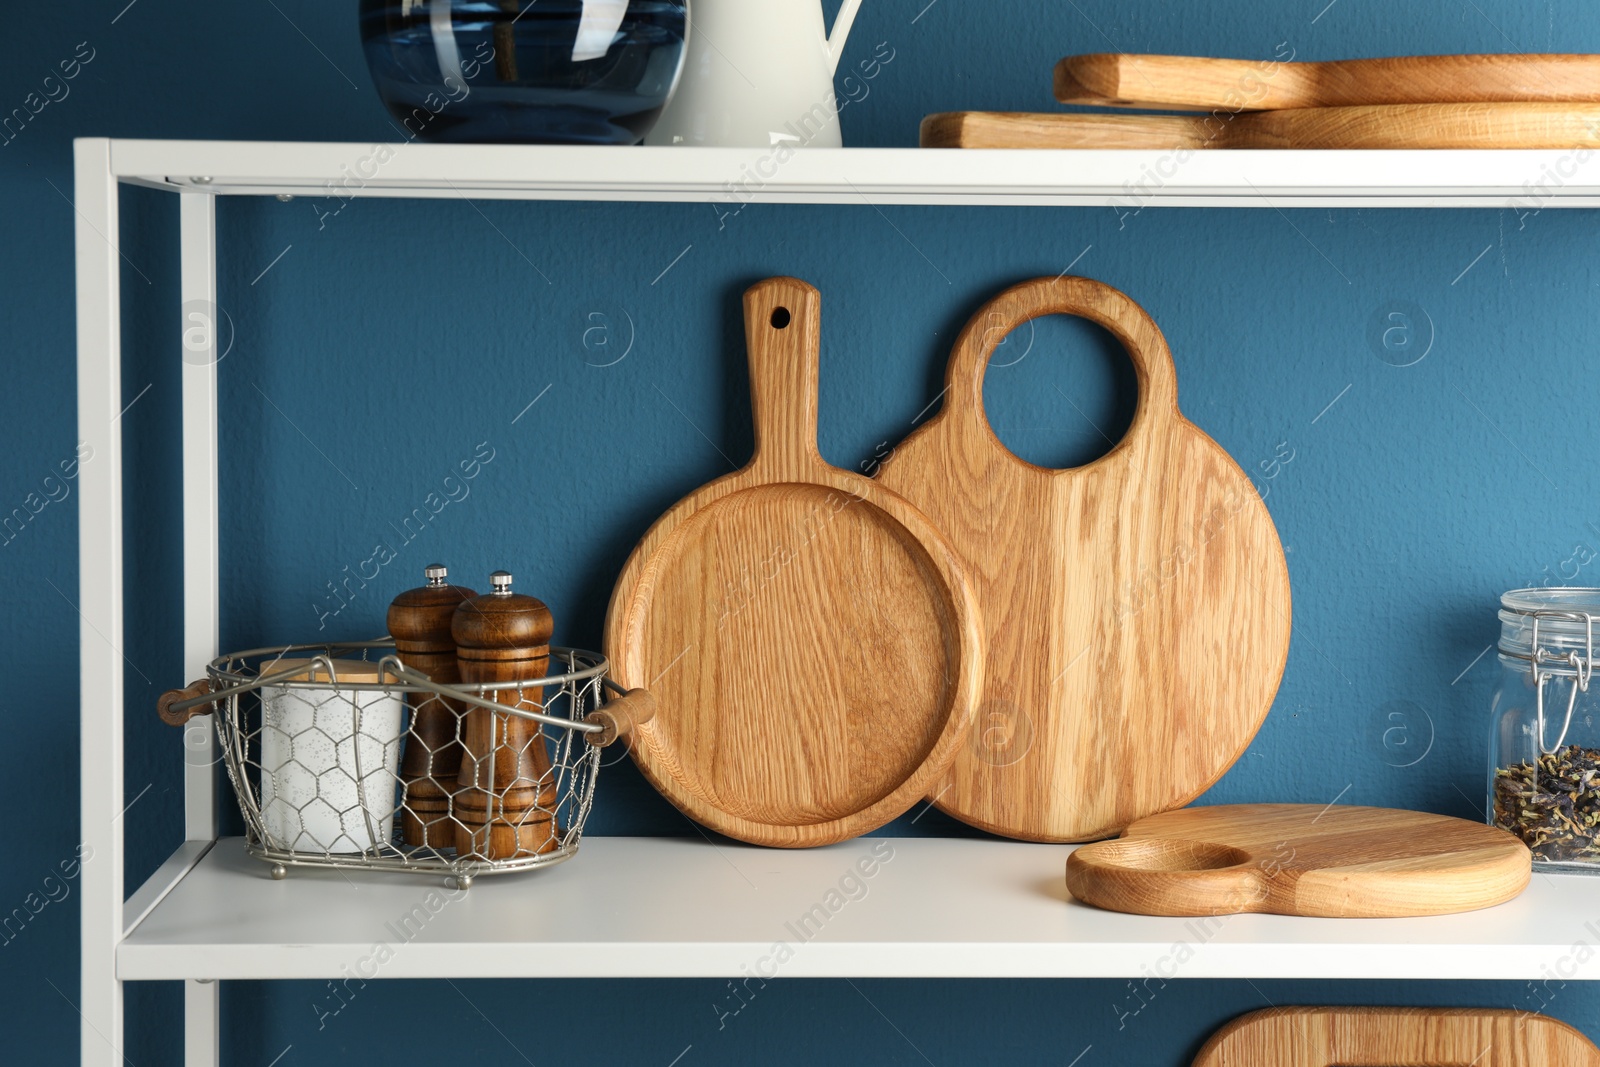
[1067,804,1532,917]
[875,277,1290,842]
[920,104,1600,150]
[1056,52,1600,112]
[388,571,477,849]
[451,579,559,860]
[603,277,983,848]
[1192,1007,1600,1066]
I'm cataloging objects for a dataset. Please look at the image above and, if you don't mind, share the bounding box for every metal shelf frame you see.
[74,137,1600,1067]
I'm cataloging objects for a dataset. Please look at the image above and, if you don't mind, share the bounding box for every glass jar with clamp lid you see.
[1490,588,1600,872]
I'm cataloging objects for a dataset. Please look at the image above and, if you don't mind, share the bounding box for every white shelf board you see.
[94,138,1600,208]
[118,836,1600,982]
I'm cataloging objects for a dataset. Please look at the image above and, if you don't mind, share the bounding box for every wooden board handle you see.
[1066,838,1267,915]
[922,111,1211,150]
[585,688,658,748]
[943,276,1179,462]
[1055,53,1302,111]
[745,277,825,481]
[157,679,216,726]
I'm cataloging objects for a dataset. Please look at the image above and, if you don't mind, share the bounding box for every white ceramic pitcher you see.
[646,0,865,147]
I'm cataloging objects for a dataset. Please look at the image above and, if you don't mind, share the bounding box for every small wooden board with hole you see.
[1067,804,1532,918]
[1192,1007,1600,1066]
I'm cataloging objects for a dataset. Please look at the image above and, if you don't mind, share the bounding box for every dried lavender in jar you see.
[1493,744,1600,863]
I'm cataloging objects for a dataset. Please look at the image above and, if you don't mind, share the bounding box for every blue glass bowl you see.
[360,0,688,145]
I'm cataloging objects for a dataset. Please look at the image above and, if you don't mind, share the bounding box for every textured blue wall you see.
[6,1,1600,1063]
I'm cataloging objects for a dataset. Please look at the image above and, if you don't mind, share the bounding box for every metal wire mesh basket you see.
[158,641,653,888]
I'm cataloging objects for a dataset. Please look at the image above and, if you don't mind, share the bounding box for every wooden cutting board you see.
[921,103,1600,150]
[1193,1007,1600,1066]
[1057,52,1600,112]
[1067,805,1532,917]
[875,277,1290,842]
[603,277,983,848]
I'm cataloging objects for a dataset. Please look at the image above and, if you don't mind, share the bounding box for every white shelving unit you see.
[76,138,1600,1067]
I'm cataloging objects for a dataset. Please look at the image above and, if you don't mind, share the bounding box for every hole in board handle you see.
[983,314,1137,470]
[770,307,791,329]
[1089,839,1252,873]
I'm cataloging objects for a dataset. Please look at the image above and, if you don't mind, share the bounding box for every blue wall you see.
[6,1,1600,1062]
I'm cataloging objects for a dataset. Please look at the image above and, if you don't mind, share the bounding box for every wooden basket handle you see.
[943,276,1180,460]
[158,679,216,726]
[585,688,658,748]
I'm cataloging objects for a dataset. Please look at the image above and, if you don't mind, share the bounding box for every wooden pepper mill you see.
[452,571,559,859]
[388,564,477,849]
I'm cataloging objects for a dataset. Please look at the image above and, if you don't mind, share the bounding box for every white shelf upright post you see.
[76,144,225,1067]
[179,191,222,1067]
[74,137,126,1067]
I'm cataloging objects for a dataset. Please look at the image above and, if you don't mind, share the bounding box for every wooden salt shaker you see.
[388,564,477,849]
[452,571,559,859]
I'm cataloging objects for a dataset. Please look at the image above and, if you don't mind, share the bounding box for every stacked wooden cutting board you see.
[921,52,1600,149]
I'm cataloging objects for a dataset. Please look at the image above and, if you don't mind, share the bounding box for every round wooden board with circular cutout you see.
[876,276,1292,842]
[604,277,983,847]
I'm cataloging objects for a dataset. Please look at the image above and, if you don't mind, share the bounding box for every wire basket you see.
[158,641,652,888]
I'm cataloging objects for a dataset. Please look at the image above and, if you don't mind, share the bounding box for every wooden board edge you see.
[918,112,974,148]
[1053,53,1146,107]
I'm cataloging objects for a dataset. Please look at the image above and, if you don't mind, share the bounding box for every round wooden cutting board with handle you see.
[876,276,1291,842]
[604,277,983,848]
[1067,804,1531,918]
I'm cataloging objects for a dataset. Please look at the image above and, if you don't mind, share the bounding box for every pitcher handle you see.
[826,0,865,75]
